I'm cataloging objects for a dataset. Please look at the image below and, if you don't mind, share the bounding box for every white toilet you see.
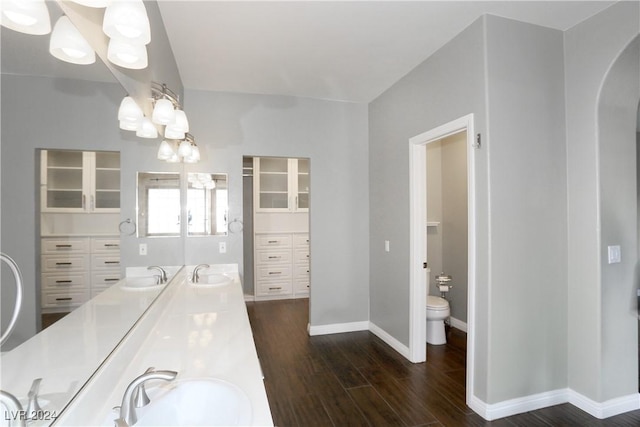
[426,295,450,345]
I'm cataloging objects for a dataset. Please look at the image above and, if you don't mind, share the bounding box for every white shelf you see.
[427,221,440,227]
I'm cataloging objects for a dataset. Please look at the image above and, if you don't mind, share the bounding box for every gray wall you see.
[181,90,370,327]
[369,17,490,399]
[484,15,567,403]
[565,1,640,401]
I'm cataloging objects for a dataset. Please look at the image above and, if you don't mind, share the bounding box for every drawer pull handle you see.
[307,285,310,288]
[104,261,119,264]
[267,240,279,244]
[269,287,282,290]
[104,244,119,247]
[104,278,119,282]
[55,297,72,301]
[268,256,281,259]
[55,244,72,248]
[268,271,282,275]
[55,280,72,284]
[55,262,72,266]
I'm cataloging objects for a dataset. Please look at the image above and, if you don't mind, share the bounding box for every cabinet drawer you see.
[256,280,293,296]
[256,249,291,264]
[42,255,89,272]
[92,272,122,289]
[256,265,292,280]
[293,279,310,294]
[293,264,310,280]
[91,237,120,253]
[42,291,88,308]
[255,234,292,249]
[42,273,88,291]
[293,234,309,247]
[41,237,89,254]
[91,254,121,270]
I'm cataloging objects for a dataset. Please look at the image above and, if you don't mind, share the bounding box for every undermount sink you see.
[191,273,233,287]
[133,378,252,426]
[121,276,163,291]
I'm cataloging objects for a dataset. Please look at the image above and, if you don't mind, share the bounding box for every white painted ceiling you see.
[158,0,615,103]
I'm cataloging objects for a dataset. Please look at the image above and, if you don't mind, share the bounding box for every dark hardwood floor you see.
[246,298,640,426]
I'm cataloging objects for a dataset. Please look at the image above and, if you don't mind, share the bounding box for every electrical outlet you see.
[384,240,390,252]
[219,242,226,254]
[608,245,621,264]
[139,243,147,256]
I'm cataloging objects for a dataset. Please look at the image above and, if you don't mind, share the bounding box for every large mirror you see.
[187,173,228,236]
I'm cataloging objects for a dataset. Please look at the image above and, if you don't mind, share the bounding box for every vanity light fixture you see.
[152,98,176,125]
[107,37,148,69]
[156,134,200,164]
[102,0,150,45]
[1,0,51,35]
[178,139,193,158]
[49,16,95,65]
[157,140,175,160]
[151,83,183,126]
[164,109,189,138]
[118,96,143,130]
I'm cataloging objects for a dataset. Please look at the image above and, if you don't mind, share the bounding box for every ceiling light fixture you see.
[151,82,182,125]
[49,16,95,65]
[156,134,200,164]
[136,117,158,139]
[0,0,51,35]
[107,38,148,69]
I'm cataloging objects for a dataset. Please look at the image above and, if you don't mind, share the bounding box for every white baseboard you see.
[369,322,411,359]
[243,294,255,302]
[308,321,369,336]
[471,389,568,421]
[469,388,640,421]
[449,316,467,332]
[568,390,640,419]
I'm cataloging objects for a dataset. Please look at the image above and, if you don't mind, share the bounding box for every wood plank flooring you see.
[246,298,640,426]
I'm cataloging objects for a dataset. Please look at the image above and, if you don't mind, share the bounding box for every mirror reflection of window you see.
[137,172,181,237]
[187,173,228,236]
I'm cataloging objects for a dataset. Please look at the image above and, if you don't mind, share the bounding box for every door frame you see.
[408,113,476,403]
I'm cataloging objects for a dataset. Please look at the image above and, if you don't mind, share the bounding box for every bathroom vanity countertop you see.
[55,264,273,426]
[0,268,178,425]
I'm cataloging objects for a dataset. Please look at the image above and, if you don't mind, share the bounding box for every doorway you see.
[409,114,476,405]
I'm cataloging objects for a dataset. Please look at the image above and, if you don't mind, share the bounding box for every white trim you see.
[369,322,411,359]
[470,389,569,421]
[244,294,255,302]
[568,390,640,419]
[408,114,477,406]
[308,321,369,336]
[449,316,468,333]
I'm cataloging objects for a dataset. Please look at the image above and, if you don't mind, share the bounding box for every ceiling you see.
[157,1,615,103]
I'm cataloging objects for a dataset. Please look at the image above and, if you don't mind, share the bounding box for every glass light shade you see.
[164,126,185,140]
[136,117,158,139]
[157,140,175,160]
[107,38,147,69]
[70,0,110,7]
[169,109,189,132]
[178,140,192,158]
[118,96,143,122]
[49,16,95,65]
[102,0,150,44]
[119,119,139,131]
[152,98,175,125]
[1,0,51,35]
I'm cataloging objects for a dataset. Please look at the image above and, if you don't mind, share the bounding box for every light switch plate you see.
[384,240,390,252]
[219,242,227,253]
[139,243,147,256]
[608,245,621,264]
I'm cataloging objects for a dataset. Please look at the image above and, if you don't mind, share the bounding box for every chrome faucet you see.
[0,390,26,427]
[116,368,177,426]
[26,378,42,420]
[147,266,168,283]
[191,264,210,283]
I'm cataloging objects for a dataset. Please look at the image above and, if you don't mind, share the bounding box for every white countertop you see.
[55,264,273,426]
[0,268,173,426]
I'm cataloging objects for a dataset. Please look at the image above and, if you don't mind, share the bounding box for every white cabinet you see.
[253,157,309,212]
[41,235,121,311]
[41,150,120,213]
[254,232,309,300]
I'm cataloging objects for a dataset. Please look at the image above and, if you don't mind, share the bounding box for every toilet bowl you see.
[426,295,450,345]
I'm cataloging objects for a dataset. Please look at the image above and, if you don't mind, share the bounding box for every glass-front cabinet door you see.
[41,150,120,213]
[254,157,309,212]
